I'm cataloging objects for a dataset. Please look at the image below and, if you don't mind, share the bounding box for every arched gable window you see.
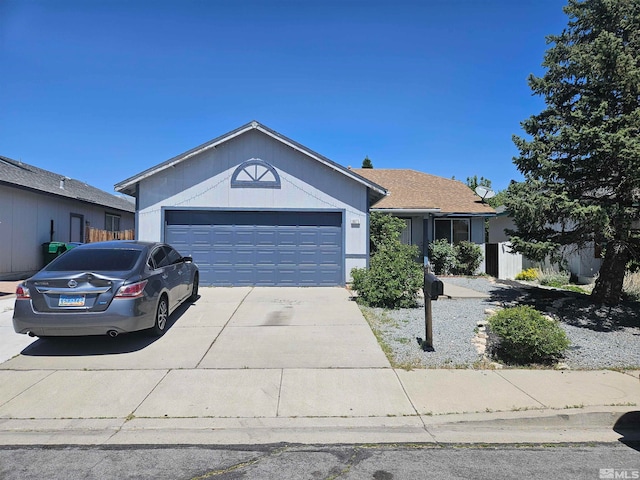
[230,158,281,189]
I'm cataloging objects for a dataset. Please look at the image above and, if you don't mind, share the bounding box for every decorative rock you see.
[484,308,496,316]
[555,362,571,370]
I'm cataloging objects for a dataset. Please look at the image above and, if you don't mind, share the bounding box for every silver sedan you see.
[13,241,199,338]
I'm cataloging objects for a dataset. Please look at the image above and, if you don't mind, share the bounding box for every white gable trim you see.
[115,121,387,198]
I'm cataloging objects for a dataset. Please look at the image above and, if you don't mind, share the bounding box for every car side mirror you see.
[182,256,193,263]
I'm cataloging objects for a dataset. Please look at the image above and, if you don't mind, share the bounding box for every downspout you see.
[366,188,371,268]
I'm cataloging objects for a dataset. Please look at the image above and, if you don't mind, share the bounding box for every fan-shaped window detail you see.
[231,158,281,189]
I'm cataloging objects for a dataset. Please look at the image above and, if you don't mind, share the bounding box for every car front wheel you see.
[150,295,169,336]
[189,273,199,302]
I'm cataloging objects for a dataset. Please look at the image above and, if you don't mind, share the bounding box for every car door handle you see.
[162,274,169,280]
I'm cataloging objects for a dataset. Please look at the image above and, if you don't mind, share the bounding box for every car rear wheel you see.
[150,295,169,336]
[189,273,199,302]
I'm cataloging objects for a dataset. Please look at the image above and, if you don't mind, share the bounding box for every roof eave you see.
[433,212,497,217]
[371,208,442,215]
[115,121,388,197]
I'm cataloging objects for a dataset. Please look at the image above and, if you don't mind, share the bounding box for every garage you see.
[165,210,343,287]
[115,121,387,286]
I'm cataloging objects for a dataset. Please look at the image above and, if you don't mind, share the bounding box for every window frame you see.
[434,218,470,244]
[105,213,121,232]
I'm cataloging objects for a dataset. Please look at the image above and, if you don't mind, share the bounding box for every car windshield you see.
[46,249,142,272]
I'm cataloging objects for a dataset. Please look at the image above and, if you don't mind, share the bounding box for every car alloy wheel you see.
[151,296,169,336]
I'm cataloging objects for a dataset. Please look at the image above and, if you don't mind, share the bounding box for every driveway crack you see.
[195,287,254,368]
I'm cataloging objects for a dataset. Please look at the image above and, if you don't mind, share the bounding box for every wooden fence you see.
[85,227,135,243]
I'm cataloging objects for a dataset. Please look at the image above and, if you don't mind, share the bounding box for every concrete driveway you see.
[1,287,389,370]
[1,287,639,445]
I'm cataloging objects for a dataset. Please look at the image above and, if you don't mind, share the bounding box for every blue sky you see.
[1,0,569,196]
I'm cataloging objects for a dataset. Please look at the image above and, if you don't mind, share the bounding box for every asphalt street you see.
[0,443,638,480]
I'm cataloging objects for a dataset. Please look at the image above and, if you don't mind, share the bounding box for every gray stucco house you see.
[115,121,387,287]
[0,155,135,280]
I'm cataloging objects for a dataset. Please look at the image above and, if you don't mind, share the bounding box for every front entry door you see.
[70,214,83,243]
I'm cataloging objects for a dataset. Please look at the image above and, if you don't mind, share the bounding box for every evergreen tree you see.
[361,156,373,168]
[507,0,640,305]
[466,175,491,191]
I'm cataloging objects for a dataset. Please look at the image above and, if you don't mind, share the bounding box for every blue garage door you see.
[165,210,343,286]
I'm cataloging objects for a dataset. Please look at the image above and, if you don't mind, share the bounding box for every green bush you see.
[452,241,483,275]
[488,306,570,365]
[351,243,423,309]
[368,212,407,255]
[428,239,456,275]
[351,212,423,309]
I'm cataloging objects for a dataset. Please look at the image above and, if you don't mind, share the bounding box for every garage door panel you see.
[298,250,319,265]
[192,250,213,266]
[255,230,277,246]
[298,230,319,245]
[255,248,277,265]
[278,249,297,265]
[211,229,233,246]
[166,211,343,286]
[278,230,297,245]
[233,268,257,285]
[256,268,279,285]
[233,229,255,246]
[234,249,255,266]
[319,230,341,245]
[319,250,341,265]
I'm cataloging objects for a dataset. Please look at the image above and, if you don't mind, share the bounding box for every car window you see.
[46,249,141,271]
[151,247,168,269]
[164,246,182,265]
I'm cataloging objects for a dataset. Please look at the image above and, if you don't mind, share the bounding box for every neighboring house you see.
[115,121,387,287]
[488,206,602,281]
[352,168,495,268]
[0,155,135,280]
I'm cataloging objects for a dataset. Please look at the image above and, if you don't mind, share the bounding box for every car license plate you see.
[59,295,85,307]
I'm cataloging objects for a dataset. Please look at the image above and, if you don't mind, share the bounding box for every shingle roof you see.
[0,155,135,213]
[352,168,495,215]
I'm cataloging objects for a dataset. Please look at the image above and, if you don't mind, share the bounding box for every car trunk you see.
[28,272,129,313]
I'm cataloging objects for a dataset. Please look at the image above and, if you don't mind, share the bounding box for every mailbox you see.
[424,272,444,300]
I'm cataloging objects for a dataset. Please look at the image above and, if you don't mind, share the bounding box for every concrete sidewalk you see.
[0,286,638,446]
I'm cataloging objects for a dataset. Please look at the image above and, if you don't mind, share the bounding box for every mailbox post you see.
[423,266,444,351]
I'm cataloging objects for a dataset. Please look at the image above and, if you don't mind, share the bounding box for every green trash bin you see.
[42,241,69,266]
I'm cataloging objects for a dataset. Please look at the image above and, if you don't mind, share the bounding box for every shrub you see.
[369,212,407,255]
[452,241,483,275]
[539,269,570,288]
[515,268,539,281]
[351,212,423,309]
[351,243,423,309]
[488,306,570,365]
[623,271,640,301]
[428,239,456,275]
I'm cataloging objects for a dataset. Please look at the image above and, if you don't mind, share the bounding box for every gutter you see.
[370,208,441,215]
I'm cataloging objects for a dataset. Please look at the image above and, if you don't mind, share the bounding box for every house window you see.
[231,158,281,189]
[434,218,469,244]
[400,218,412,245]
[105,213,121,232]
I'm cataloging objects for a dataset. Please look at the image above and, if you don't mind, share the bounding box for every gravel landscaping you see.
[359,276,640,370]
